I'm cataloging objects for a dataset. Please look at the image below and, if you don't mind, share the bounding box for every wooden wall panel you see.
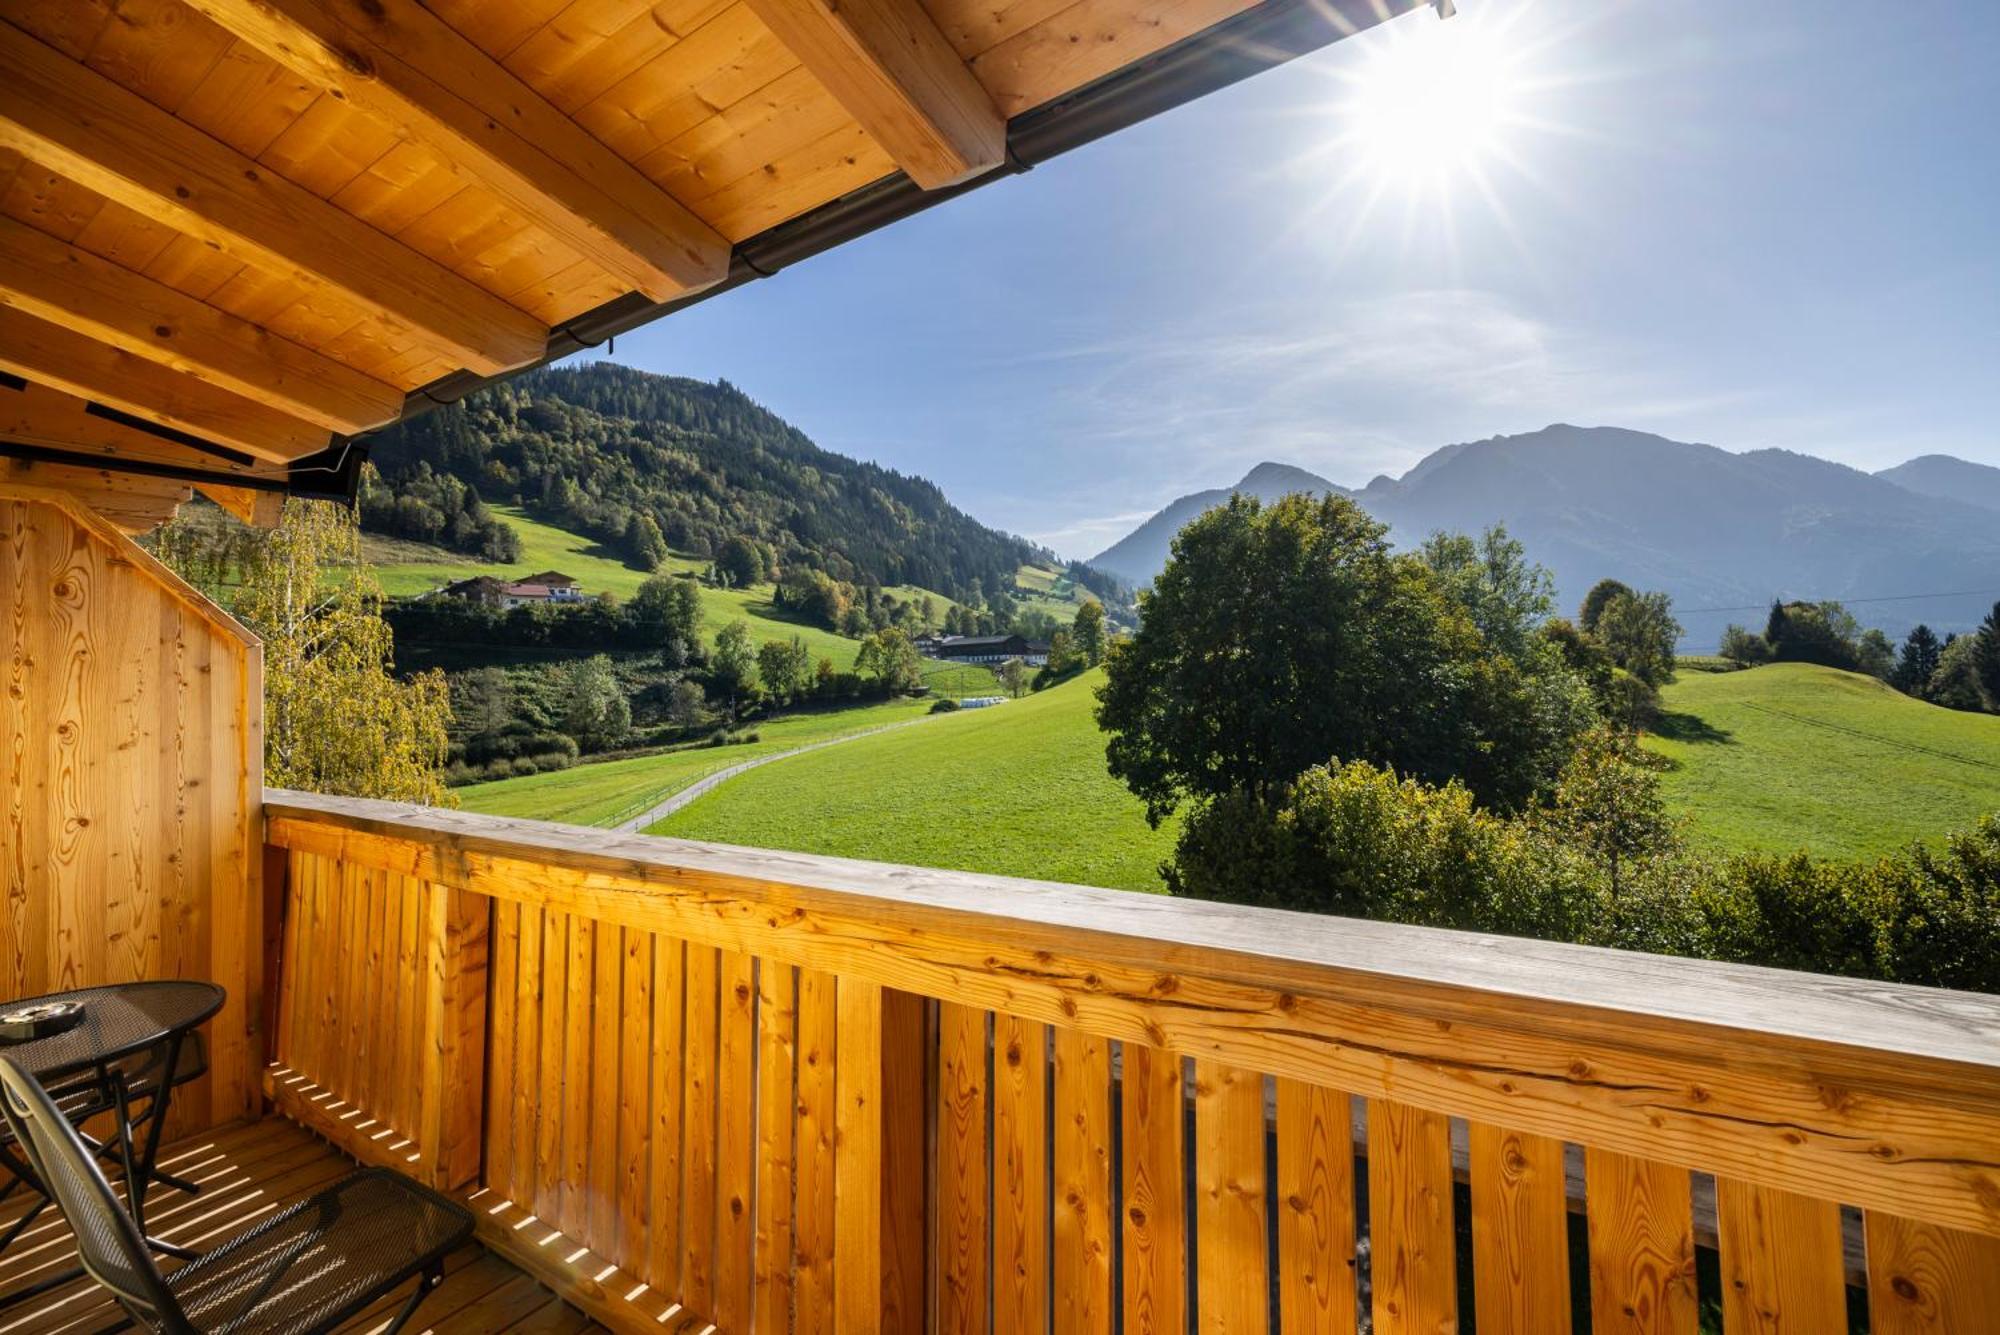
[0,489,259,1135]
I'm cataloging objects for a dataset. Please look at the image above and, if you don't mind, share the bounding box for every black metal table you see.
[0,981,224,1305]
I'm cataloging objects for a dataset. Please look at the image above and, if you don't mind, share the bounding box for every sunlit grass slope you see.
[649,670,1178,892]
[368,507,998,693]
[455,697,937,826]
[1646,662,2000,859]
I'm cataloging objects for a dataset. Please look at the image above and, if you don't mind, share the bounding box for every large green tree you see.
[1096,493,1592,824]
[1974,602,2000,709]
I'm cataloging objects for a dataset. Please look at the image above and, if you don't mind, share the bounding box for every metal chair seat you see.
[160,1168,472,1335]
[0,1057,472,1334]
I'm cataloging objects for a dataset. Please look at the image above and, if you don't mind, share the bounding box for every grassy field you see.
[650,670,1178,891]
[455,697,938,826]
[1646,661,2000,859]
[369,506,1000,695]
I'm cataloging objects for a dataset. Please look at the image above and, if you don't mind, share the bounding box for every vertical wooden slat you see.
[648,936,687,1298]
[1866,1212,2000,1334]
[754,960,799,1335]
[938,1002,990,1335]
[715,949,758,1330]
[395,871,424,1137]
[1367,1099,1456,1335]
[485,898,519,1189]
[882,989,929,1335]
[1195,1060,1267,1335]
[834,976,885,1335]
[615,927,653,1274]
[535,907,566,1226]
[995,1015,1050,1335]
[510,903,543,1208]
[1122,1044,1184,1335]
[1470,1122,1571,1335]
[559,916,594,1237]
[1053,1028,1112,1335]
[1714,1179,1844,1334]
[416,882,487,1190]
[682,943,721,1312]
[794,967,839,1335]
[1277,1078,1357,1335]
[1586,1148,1698,1335]
[588,916,622,1253]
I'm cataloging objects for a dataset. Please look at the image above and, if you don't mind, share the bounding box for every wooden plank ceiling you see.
[0,0,1353,532]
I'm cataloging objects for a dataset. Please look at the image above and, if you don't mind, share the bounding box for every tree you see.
[560,655,631,751]
[177,500,455,804]
[1892,625,1943,698]
[713,619,756,698]
[757,636,813,703]
[999,658,1028,698]
[1718,624,1771,665]
[668,679,706,728]
[1534,730,1681,898]
[1418,525,1555,661]
[1096,494,1593,825]
[854,627,923,693]
[1596,590,1681,686]
[1765,600,1860,670]
[1072,600,1107,667]
[1856,627,1896,680]
[1579,578,1635,635]
[1975,602,2000,709]
[1931,635,1988,712]
[716,535,766,587]
[624,512,668,570]
[626,574,701,660]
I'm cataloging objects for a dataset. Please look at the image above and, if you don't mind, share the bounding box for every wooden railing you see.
[259,789,2000,1334]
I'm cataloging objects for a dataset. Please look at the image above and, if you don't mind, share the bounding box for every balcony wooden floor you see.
[0,1117,605,1335]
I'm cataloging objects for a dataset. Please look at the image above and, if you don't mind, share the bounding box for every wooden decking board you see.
[0,1117,608,1334]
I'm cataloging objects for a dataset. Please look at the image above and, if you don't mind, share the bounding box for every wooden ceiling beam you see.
[2,458,194,535]
[0,305,330,463]
[0,20,547,376]
[742,0,1005,189]
[185,0,730,302]
[0,217,405,437]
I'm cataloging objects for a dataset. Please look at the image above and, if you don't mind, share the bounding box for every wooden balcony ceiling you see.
[0,0,1418,529]
[0,1116,607,1333]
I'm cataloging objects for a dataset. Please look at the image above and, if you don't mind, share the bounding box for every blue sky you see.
[579,0,2000,559]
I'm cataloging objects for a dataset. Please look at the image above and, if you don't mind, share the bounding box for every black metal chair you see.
[0,1034,209,1251]
[0,1057,473,1334]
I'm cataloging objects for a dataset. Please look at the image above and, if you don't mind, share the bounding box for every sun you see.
[1341,8,1532,192]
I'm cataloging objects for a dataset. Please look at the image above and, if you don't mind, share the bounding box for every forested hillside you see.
[362,362,1046,605]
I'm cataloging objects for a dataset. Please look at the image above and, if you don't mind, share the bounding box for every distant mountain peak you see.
[1238,460,1335,491]
[1877,453,2000,515]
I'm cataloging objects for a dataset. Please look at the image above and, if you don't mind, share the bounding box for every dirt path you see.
[613,714,938,833]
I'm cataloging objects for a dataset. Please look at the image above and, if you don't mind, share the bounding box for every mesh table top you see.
[0,983,224,1081]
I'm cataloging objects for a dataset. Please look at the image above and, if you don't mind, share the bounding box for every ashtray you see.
[0,1000,84,1043]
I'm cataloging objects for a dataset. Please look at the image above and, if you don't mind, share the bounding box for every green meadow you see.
[648,671,1178,892]
[1646,661,2000,859]
[454,697,937,826]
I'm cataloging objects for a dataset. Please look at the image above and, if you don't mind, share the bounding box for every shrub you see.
[930,698,961,714]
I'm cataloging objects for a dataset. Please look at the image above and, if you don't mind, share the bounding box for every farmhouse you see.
[438,572,585,607]
[930,632,1049,665]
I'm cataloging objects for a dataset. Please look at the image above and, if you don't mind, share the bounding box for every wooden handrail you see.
[261,788,2000,1333]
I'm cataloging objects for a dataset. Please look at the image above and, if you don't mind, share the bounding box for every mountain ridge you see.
[1090,426,2000,644]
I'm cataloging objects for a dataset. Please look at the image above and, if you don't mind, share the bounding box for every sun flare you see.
[1345,13,1527,187]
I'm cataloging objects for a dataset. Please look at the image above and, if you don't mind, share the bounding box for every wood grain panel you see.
[1053,1028,1112,1335]
[1714,1179,1844,1334]
[937,1001,989,1335]
[1368,1099,1455,1335]
[1194,1060,1267,1335]
[714,949,758,1329]
[754,959,798,1335]
[994,1014,1049,1335]
[682,943,721,1313]
[1276,1078,1357,1335]
[1470,1122,1571,1335]
[1586,1148,1698,1335]
[1866,1212,2000,1334]
[794,967,838,1335]
[0,489,257,1134]
[834,976,884,1335]
[1121,1044,1184,1335]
